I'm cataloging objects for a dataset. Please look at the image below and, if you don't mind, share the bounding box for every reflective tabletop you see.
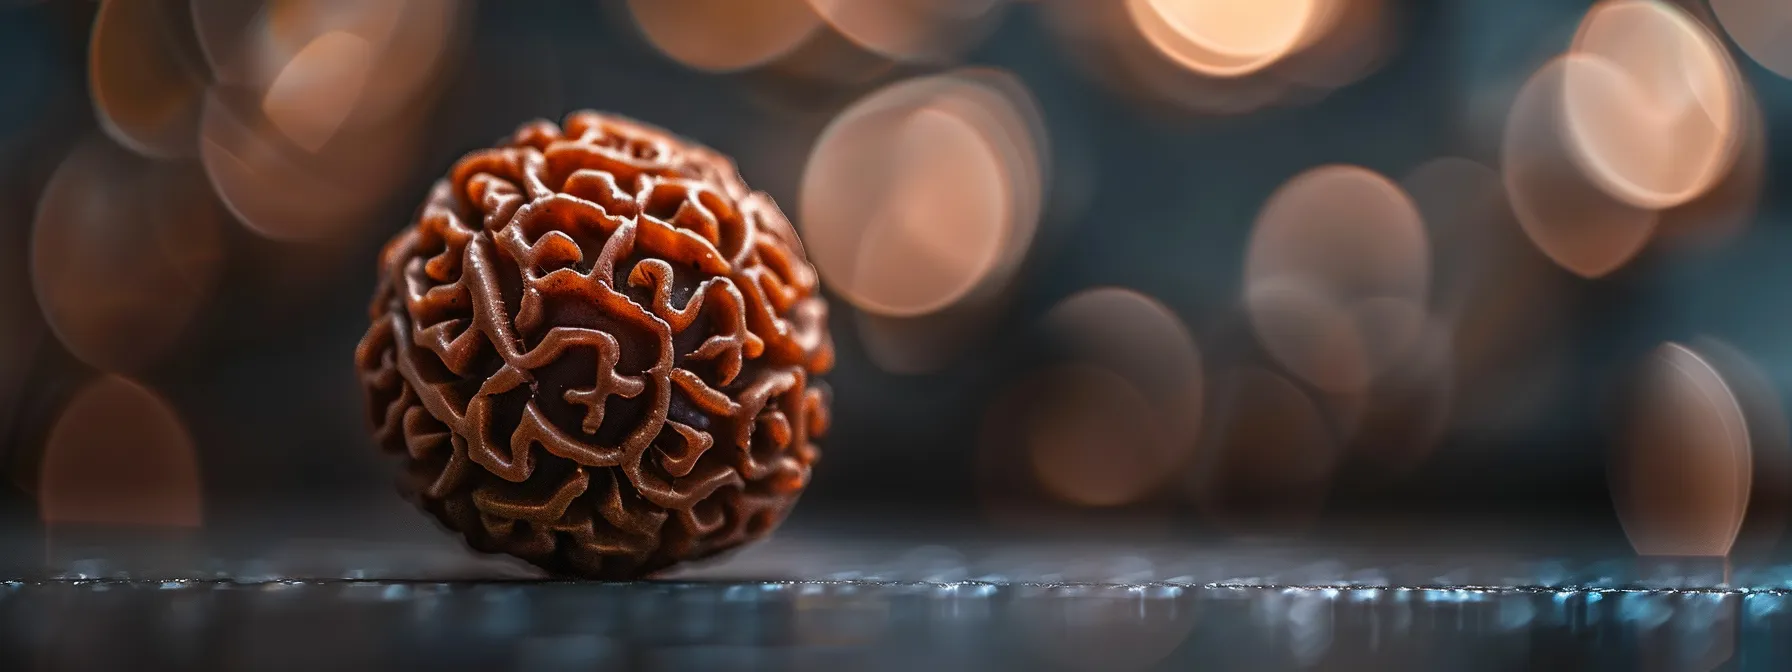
[4,511,1790,671]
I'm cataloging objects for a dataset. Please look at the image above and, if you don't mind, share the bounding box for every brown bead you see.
[354,111,834,578]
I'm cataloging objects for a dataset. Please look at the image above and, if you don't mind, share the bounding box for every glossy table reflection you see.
[4,518,1792,671]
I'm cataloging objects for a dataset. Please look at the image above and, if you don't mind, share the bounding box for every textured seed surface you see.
[355,111,833,579]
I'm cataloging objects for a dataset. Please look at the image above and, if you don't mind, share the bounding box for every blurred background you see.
[4,0,1792,579]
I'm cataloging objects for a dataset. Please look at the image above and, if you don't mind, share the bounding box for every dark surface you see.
[4,522,1792,671]
[0,505,1787,670]
[0,578,1774,671]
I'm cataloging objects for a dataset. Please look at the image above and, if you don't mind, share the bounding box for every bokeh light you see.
[1655,89,1766,247]
[806,0,1005,64]
[31,134,224,373]
[743,20,898,96]
[260,29,373,153]
[1045,0,1390,115]
[1018,287,1204,510]
[802,69,1045,319]
[1399,157,1506,316]
[38,375,202,528]
[1611,342,1750,558]
[976,353,1191,518]
[1272,0,1388,90]
[200,86,423,241]
[1244,164,1429,394]
[1563,0,1743,211]
[1710,0,1792,80]
[1693,337,1792,559]
[856,107,1008,311]
[828,71,1050,373]
[1499,1,1761,277]
[1126,0,1323,78]
[1043,287,1205,449]
[1192,365,1339,530]
[628,0,821,73]
[1338,317,1454,479]
[190,0,263,85]
[236,0,462,132]
[188,0,461,242]
[1397,157,1577,441]
[1024,364,1175,508]
[1502,55,1657,279]
[88,0,209,159]
[975,376,1161,527]
[1444,252,1571,439]
[854,308,1001,375]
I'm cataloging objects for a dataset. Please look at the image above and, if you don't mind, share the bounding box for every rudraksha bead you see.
[355,111,833,578]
